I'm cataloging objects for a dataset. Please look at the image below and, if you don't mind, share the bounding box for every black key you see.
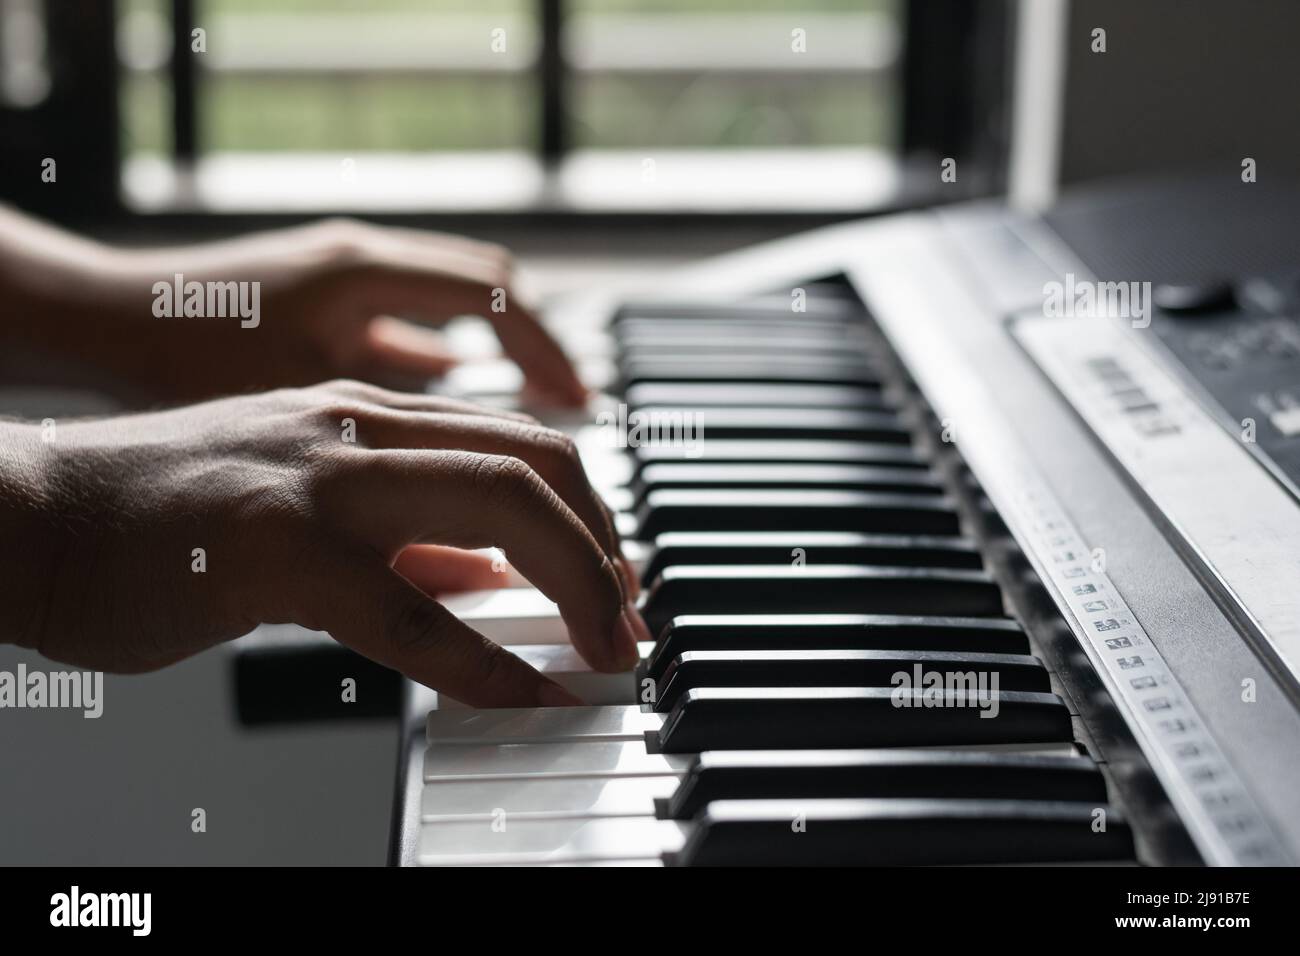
[623,382,889,410]
[617,332,870,356]
[621,359,880,388]
[614,302,860,325]
[1152,279,1235,314]
[662,750,1108,819]
[632,440,926,468]
[645,615,1031,683]
[641,530,980,584]
[632,464,943,502]
[641,566,1004,635]
[676,798,1134,865]
[628,407,909,443]
[636,490,960,537]
[615,314,858,335]
[653,687,1074,752]
[649,649,1051,710]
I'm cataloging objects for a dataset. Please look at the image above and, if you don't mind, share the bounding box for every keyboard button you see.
[418,816,686,866]
[676,798,1133,865]
[437,589,566,645]
[632,440,926,467]
[640,566,1004,634]
[621,359,880,388]
[649,649,1051,711]
[628,407,910,442]
[624,383,888,410]
[663,750,1108,819]
[645,616,1031,683]
[636,489,961,537]
[654,688,1073,752]
[435,643,648,708]
[424,740,685,781]
[641,531,980,583]
[631,464,944,501]
[426,705,662,745]
[422,775,677,822]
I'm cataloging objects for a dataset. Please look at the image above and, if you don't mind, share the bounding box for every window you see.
[0,0,1010,221]
[116,0,930,213]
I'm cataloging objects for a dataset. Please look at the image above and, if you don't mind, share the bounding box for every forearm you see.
[0,420,61,650]
[0,204,133,353]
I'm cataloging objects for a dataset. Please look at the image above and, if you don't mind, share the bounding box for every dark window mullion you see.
[538,0,566,163]
[171,0,198,163]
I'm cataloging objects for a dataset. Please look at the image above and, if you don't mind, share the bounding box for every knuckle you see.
[387,593,449,655]
[452,636,514,691]
[521,426,582,472]
[304,400,365,431]
[470,454,543,511]
[312,218,372,267]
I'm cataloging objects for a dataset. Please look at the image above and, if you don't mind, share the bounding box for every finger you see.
[363,316,460,377]
[335,449,645,670]
[315,379,539,424]
[353,410,625,570]
[393,545,506,595]
[369,223,512,270]
[344,260,588,406]
[319,555,582,707]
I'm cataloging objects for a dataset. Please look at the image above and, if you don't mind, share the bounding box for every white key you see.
[531,858,665,867]
[436,643,650,708]
[421,775,677,822]
[438,588,567,644]
[620,539,651,577]
[576,425,633,491]
[427,704,664,745]
[423,740,688,781]
[417,816,688,865]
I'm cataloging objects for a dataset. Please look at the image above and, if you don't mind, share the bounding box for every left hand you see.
[4,214,588,405]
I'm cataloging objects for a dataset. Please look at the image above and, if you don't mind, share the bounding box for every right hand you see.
[0,380,648,706]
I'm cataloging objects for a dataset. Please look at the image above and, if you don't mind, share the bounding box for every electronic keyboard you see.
[257,175,1300,866]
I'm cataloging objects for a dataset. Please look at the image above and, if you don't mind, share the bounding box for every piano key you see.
[641,530,980,583]
[423,740,684,781]
[427,704,662,745]
[620,359,880,389]
[631,464,944,501]
[648,649,1051,710]
[663,750,1109,819]
[437,588,567,644]
[436,642,651,708]
[632,439,927,467]
[645,615,1032,683]
[628,406,910,443]
[653,688,1074,752]
[617,333,870,357]
[418,815,688,866]
[615,316,862,338]
[421,775,680,822]
[636,489,961,537]
[623,383,888,411]
[640,566,1004,635]
[675,799,1134,866]
[613,300,861,324]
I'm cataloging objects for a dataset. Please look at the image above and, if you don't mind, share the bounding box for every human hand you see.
[0,381,645,706]
[1,210,586,405]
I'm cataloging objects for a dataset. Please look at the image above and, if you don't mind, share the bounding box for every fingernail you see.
[537,681,584,707]
[610,607,645,670]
